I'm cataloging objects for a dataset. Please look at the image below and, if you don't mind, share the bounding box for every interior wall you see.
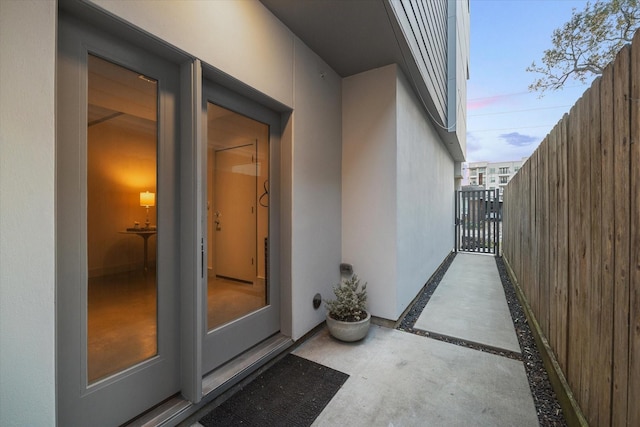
[290,38,343,340]
[0,1,57,425]
[87,121,157,276]
[396,69,455,318]
[342,65,398,321]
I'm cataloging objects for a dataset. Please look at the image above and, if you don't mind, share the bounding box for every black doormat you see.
[199,354,349,427]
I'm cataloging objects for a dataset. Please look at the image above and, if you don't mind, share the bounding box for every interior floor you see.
[207,276,267,330]
[88,270,157,383]
[87,271,267,384]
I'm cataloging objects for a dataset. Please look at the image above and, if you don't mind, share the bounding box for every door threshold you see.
[124,333,293,427]
[202,333,293,396]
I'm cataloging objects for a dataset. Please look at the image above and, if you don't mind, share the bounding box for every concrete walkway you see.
[292,252,538,426]
[413,253,521,353]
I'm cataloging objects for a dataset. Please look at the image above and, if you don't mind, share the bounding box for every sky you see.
[467,0,595,163]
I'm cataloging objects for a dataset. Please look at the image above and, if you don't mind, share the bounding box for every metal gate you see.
[455,189,501,254]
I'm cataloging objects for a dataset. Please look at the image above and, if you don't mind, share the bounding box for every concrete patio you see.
[190,253,539,426]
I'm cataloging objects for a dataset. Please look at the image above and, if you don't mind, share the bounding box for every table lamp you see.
[140,191,155,228]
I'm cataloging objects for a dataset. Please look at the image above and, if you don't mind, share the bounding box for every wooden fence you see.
[502,31,640,426]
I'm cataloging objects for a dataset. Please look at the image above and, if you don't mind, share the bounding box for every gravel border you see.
[397,252,567,426]
[495,256,567,427]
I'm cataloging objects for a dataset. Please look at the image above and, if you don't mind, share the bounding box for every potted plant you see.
[324,274,370,342]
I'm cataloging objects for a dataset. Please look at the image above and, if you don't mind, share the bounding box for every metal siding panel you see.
[397,0,448,121]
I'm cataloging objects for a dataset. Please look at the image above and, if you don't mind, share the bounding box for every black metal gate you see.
[455,189,501,254]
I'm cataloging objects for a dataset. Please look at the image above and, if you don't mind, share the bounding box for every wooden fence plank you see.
[577,89,592,412]
[627,29,640,425]
[598,59,615,427]
[612,44,631,427]
[524,159,531,306]
[587,76,602,425]
[530,150,539,320]
[567,97,583,400]
[539,137,550,340]
[557,115,569,374]
[548,124,559,361]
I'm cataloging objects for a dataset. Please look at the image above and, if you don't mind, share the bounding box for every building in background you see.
[466,158,527,200]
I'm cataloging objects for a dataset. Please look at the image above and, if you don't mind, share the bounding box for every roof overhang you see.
[261,0,402,78]
[260,0,464,161]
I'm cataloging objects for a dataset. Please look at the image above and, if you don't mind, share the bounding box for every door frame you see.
[200,80,282,375]
[56,2,294,422]
[213,142,259,283]
[56,12,189,425]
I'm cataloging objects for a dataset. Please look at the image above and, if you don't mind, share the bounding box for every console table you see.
[119,229,157,272]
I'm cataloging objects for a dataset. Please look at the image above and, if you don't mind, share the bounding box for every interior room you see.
[205,102,270,332]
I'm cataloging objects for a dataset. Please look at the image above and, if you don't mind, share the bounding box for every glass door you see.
[86,54,160,384]
[202,82,280,374]
[57,16,180,426]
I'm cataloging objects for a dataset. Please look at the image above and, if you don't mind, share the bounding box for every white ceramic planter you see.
[326,311,371,342]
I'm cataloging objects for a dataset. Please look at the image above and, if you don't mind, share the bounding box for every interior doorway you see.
[213,142,258,284]
[201,84,280,374]
[206,105,268,330]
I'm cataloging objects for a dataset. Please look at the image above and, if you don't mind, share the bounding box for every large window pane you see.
[87,55,158,383]
[207,103,269,330]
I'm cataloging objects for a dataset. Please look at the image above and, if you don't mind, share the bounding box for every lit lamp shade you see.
[140,191,155,207]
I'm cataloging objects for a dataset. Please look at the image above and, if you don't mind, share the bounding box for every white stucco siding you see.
[89,0,295,107]
[396,70,455,318]
[0,1,57,425]
[342,65,398,321]
[290,39,342,340]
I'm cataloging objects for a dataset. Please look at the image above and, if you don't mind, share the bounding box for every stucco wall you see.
[342,64,454,321]
[342,65,398,320]
[396,70,455,317]
[290,39,343,340]
[0,1,57,425]
[90,0,294,107]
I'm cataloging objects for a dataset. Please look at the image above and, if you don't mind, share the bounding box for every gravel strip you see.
[494,256,567,427]
[397,252,567,426]
[397,252,456,331]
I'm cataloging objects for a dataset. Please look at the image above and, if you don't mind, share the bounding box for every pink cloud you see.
[467,95,504,110]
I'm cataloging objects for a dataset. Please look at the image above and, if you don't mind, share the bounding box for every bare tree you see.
[528,0,640,95]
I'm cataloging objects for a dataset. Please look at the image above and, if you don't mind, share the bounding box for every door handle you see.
[214,210,222,230]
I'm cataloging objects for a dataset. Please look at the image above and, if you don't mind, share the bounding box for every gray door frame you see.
[56,2,293,423]
[200,80,282,375]
[56,11,203,425]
